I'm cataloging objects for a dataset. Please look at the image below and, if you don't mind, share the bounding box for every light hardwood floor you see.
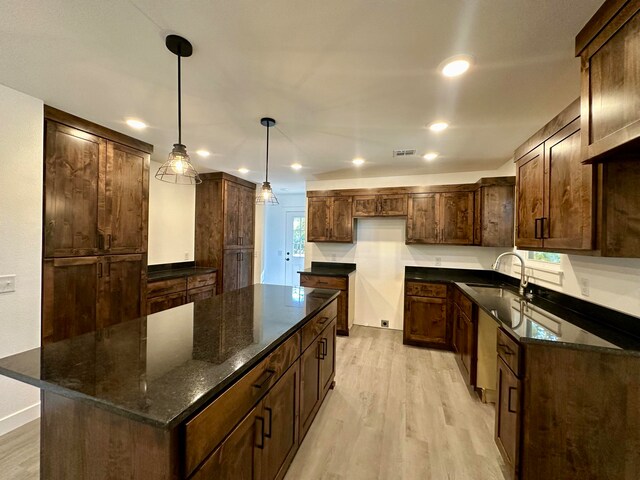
[0,325,508,480]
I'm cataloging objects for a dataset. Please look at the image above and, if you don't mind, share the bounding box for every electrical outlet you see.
[331,254,337,261]
[435,257,442,266]
[381,320,389,328]
[184,252,189,260]
[580,277,590,297]
[0,275,16,294]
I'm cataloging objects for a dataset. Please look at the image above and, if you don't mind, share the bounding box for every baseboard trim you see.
[0,402,40,437]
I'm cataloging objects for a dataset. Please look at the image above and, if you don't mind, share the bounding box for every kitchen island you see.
[0,284,339,479]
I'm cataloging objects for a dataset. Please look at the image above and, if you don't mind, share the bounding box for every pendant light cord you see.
[177,50,182,145]
[265,123,270,182]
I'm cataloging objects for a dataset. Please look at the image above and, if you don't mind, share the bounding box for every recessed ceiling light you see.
[291,163,302,170]
[126,119,147,130]
[196,150,210,157]
[352,157,365,166]
[423,152,439,161]
[440,55,473,78]
[238,167,249,174]
[429,121,449,132]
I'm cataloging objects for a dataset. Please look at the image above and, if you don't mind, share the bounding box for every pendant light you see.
[156,35,202,185]
[256,117,279,205]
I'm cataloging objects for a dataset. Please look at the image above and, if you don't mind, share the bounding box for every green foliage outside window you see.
[292,217,306,257]
[527,251,561,264]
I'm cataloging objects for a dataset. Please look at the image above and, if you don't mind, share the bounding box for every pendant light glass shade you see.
[156,35,202,185]
[256,117,279,205]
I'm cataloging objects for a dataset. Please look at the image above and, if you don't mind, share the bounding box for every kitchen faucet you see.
[492,252,529,296]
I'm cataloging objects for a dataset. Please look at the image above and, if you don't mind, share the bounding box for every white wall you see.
[147,161,196,265]
[262,194,306,285]
[0,84,43,435]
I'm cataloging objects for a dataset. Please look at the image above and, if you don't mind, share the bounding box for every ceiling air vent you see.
[393,149,416,157]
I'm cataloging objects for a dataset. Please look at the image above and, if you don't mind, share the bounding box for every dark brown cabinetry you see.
[195,173,256,293]
[495,355,520,475]
[306,196,354,243]
[576,0,640,163]
[406,191,474,245]
[146,271,217,315]
[515,99,594,251]
[452,288,476,386]
[42,107,151,343]
[403,281,450,348]
[353,194,407,217]
[473,179,515,247]
[299,274,351,335]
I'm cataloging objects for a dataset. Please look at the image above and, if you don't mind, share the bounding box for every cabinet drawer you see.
[497,328,521,377]
[301,300,338,352]
[405,281,447,298]
[184,331,300,477]
[146,292,186,315]
[187,285,215,303]
[187,272,216,290]
[300,274,347,290]
[147,277,186,298]
[454,287,473,319]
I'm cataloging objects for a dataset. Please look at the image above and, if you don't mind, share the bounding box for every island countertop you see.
[0,284,339,429]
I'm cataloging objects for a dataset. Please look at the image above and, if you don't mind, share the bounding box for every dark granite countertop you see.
[405,266,640,352]
[148,261,217,282]
[0,284,339,429]
[298,261,356,277]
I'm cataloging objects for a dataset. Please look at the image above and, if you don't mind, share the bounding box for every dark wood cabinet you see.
[352,195,378,217]
[452,288,476,387]
[495,355,521,475]
[473,179,515,247]
[42,108,152,343]
[306,197,354,243]
[195,173,256,293]
[403,281,449,348]
[406,192,473,245]
[299,274,352,336]
[515,99,594,251]
[146,271,216,315]
[576,0,640,163]
[353,194,407,217]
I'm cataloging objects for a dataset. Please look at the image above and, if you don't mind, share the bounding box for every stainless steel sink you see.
[466,284,521,298]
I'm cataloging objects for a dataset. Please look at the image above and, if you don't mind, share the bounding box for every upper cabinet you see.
[407,191,474,245]
[223,180,255,249]
[514,99,595,251]
[353,194,407,217]
[306,196,354,243]
[576,0,640,162]
[473,178,515,248]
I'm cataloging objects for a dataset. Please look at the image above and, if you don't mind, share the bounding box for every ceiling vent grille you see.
[393,149,416,157]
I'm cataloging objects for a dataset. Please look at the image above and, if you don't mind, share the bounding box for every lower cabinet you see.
[495,356,520,474]
[299,273,351,335]
[146,271,216,315]
[223,249,254,292]
[402,281,450,348]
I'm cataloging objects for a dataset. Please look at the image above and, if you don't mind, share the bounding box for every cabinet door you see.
[495,357,520,472]
[406,194,438,244]
[515,145,544,248]
[379,194,407,216]
[403,295,448,347]
[42,257,101,344]
[238,185,255,248]
[146,292,186,315]
[439,191,474,245]
[481,185,515,247]
[191,404,262,480]
[352,196,378,217]
[224,181,242,248]
[473,189,482,245]
[451,304,460,354]
[330,197,353,242]
[44,121,106,258]
[320,319,336,396]
[223,249,240,292]
[460,311,475,385]
[260,363,300,480]
[100,254,145,329]
[307,198,331,242]
[299,340,322,441]
[543,119,593,250]
[238,250,254,289]
[104,142,149,254]
[336,290,349,336]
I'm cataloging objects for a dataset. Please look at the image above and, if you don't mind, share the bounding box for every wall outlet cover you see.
[0,275,16,294]
[381,320,389,328]
[580,277,590,296]
[435,257,442,266]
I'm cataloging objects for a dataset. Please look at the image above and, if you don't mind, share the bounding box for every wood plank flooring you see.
[0,325,508,480]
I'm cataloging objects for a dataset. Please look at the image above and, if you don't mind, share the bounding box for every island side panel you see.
[41,390,180,480]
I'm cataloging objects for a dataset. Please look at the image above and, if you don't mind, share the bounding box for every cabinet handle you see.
[106,234,112,250]
[508,386,518,414]
[237,252,241,262]
[255,416,265,449]
[318,340,325,360]
[534,218,541,239]
[317,281,329,286]
[498,343,513,356]
[541,217,548,239]
[317,315,329,324]
[252,369,276,389]
[98,262,103,278]
[264,407,272,439]
[98,234,105,250]
[321,338,328,356]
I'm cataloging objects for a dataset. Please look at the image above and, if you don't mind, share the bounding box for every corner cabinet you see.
[514,99,594,251]
[195,173,257,293]
[307,196,353,243]
[42,107,151,344]
[576,0,640,162]
[473,179,515,247]
[406,191,474,245]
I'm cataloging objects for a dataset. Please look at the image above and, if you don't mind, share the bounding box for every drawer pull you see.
[318,340,325,360]
[252,369,276,389]
[508,386,518,414]
[318,316,329,325]
[498,343,513,356]
[255,416,265,449]
[264,407,272,439]
[317,281,329,285]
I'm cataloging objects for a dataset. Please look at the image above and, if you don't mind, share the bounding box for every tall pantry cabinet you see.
[195,172,257,293]
[42,107,151,344]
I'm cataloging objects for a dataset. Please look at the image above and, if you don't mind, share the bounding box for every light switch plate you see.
[0,275,16,293]
[435,257,442,266]
[580,277,590,297]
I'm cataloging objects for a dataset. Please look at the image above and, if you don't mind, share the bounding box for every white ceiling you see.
[0,0,602,192]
